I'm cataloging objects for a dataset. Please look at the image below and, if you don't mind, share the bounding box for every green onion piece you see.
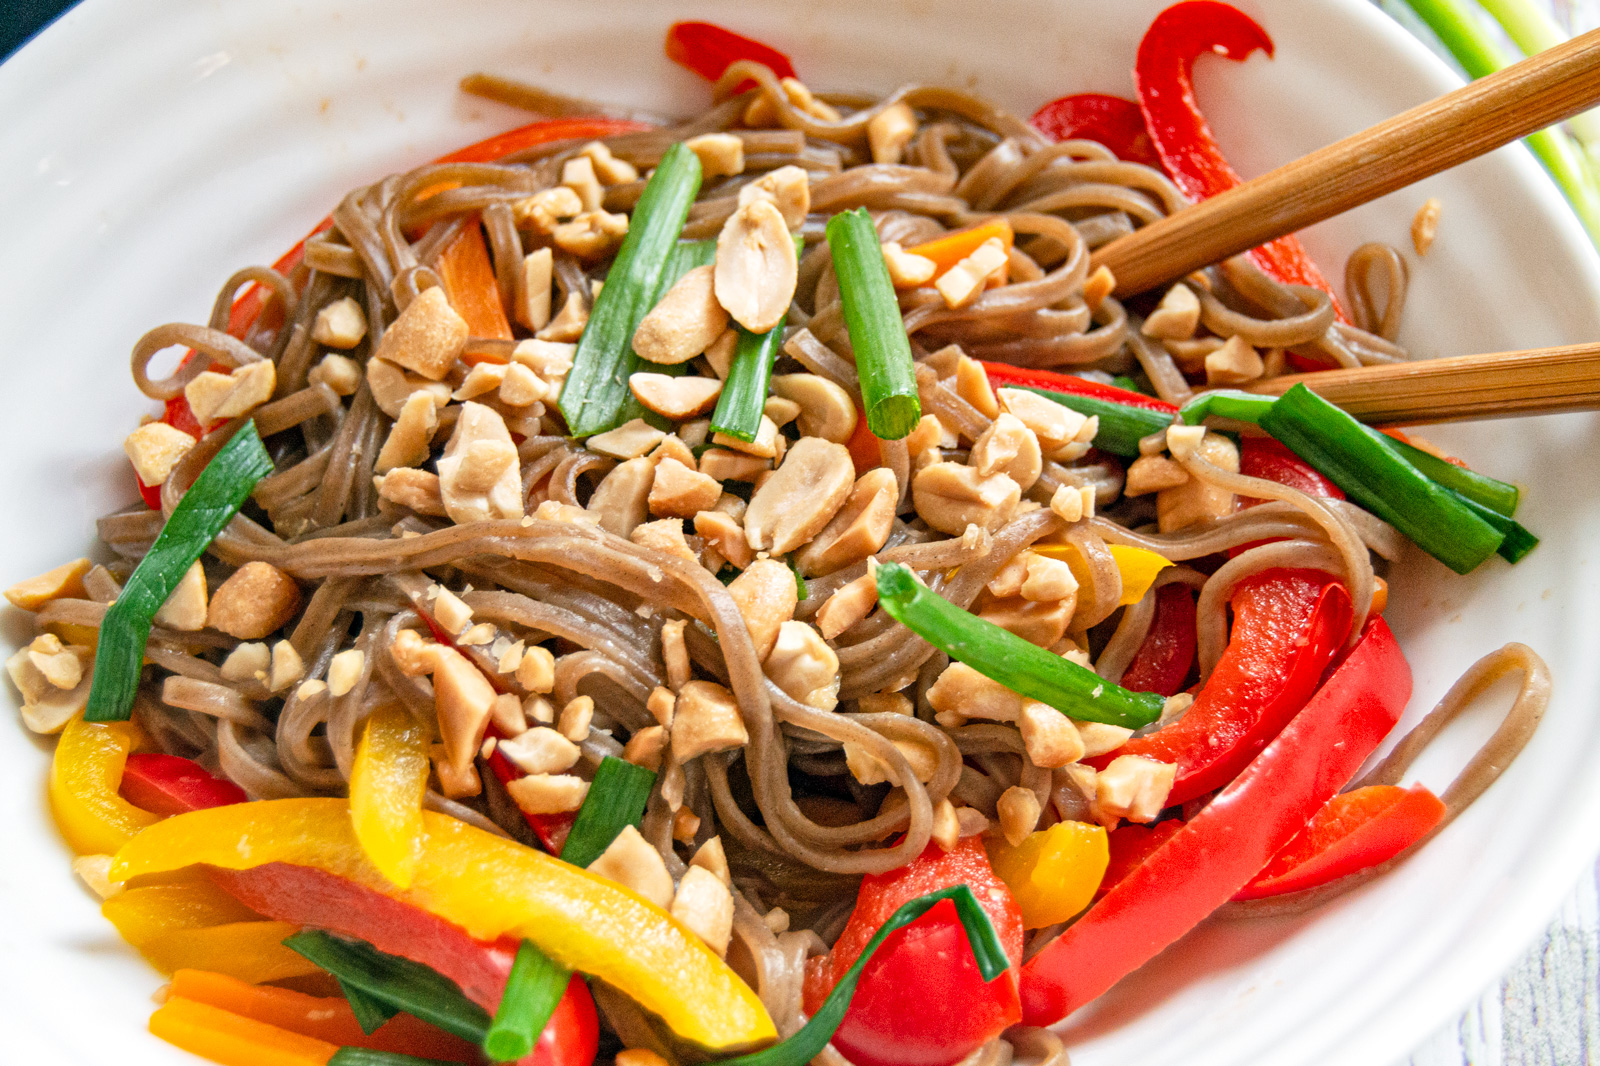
[1177,389,1275,427]
[826,207,920,439]
[710,316,787,442]
[788,557,808,602]
[483,940,571,1063]
[1382,434,1519,516]
[873,561,1164,728]
[1110,374,1147,395]
[558,756,657,868]
[1259,384,1504,574]
[283,930,490,1044]
[718,885,1006,1066]
[1453,491,1539,563]
[84,422,273,722]
[1018,386,1173,457]
[338,977,399,1035]
[328,1050,463,1066]
[559,143,703,436]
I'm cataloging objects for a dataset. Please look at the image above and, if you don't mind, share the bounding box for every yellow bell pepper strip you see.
[145,922,325,984]
[101,882,260,948]
[349,705,430,889]
[111,798,777,1052]
[150,995,341,1066]
[985,821,1109,929]
[50,716,160,854]
[1031,542,1172,607]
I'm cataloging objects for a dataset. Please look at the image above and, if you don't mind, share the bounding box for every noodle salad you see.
[4,6,1554,1066]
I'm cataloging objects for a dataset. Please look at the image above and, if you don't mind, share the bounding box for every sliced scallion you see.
[1258,384,1504,574]
[718,885,1006,1066]
[85,421,273,722]
[338,978,399,1035]
[328,1051,463,1066]
[282,930,490,1044]
[826,207,920,439]
[710,316,787,442]
[1177,389,1275,427]
[484,940,571,1063]
[1020,386,1173,457]
[558,756,657,868]
[873,561,1164,728]
[1454,491,1539,563]
[559,142,703,437]
[1384,434,1520,516]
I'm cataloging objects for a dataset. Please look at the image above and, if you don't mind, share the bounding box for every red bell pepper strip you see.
[1133,1,1345,318]
[802,838,1024,1066]
[1091,570,1353,806]
[1239,436,1344,501]
[1118,584,1197,697]
[1233,784,1445,900]
[1095,820,1184,901]
[208,862,599,1066]
[119,753,249,816]
[1022,616,1411,1024]
[1029,93,1162,168]
[979,362,1177,415]
[665,21,797,91]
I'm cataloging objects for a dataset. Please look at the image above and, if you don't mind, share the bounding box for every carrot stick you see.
[169,970,480,1063]
[149,996,338,1066]
[906,218,1014,277]
[437,223,514,345]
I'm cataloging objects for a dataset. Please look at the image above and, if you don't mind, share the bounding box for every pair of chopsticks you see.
[1090,26,1600,426]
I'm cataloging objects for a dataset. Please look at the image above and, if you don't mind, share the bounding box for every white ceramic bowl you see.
[3,1,1599,1064]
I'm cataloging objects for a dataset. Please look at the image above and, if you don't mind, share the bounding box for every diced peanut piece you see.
[375,390,439,474]
[1124,455,1189,496]
[1049,483,1095,524]
[714,199,796,334]
[624,724,668,771]
[763,395,801,428]
[673,807,701,844]
[308,353,362,397]
[746,77,841,124]
[662,619,691,690]
[507,773,588,814]
[580,140,638,185]
[672,680,749,762]
[632,265,730,366]
[553,210,628,259]
[770,374,857,444]
[1073,720,1135,759]
[996,388,1092,455]
[726,559,798,661]
[927,662,1025,724]
[765,620,840,710]
[489,692,525,737]
[671,865,735,956]
[376,468,447,516]
[647,686,676,729]
[736,165,810,230]
[152,561,208,632]
[631,518,698,561]
[930,798,961,852]
[1082,265,1116,310]
[935,237,1008,309]
[816,573,878,640]
[616,1050,671,1066]
[586,418,666,461]
[1141,283,1201,341]
[185,361,276,425]
[513,340,577,402]
[6,640,92,733]
[25,633,81,690]
[365,358,451,419]
[438,402,522,524]
[881,241,937,289]
[648,458,721,519]
[205,562,300,640]
[73,854,122,900]
[516,645,555,694]
[690,837,731,887]
[588,457,655,538]
[857,691,912,716]
[324,648,363,698]
[517,247,555,331]
[498,726,581,775]
[987,553,1028,599]
[429,742,481,799]
[744,437,854,555]
[955,355,1000,419]
[1021,554,1078,603]
[459,622,495,646]
[269,641,305,692]
[712,414,779,459]
[1095,755,1177,824]
[512,186,583,234]
[1413,197,1442,256]
[428,588,469,637]
[1018,701,1085,769]
[311,296,368,349]
[844,736,938,786]
[867,102,918,165]
[969,413,1041,491]
[794,468,896,576]
[695,510,754,569]
[685,133,745,179]
[648,434,696,469]
[1204,335,1265,386]
[703,329,738,379]
[561,155,603,212]
[588,824,674,908]
[533,500,601,526]
[903,416,942,460]
[374,287,469,381]
[698,447,768,483]
[453,362,507,402]
[979,596,1072,647]
[1157,432,1238,533]
[431,645,496,778]
[997,786,1043,846]
[1159,691,1195,728]
[912,461,1020,535]
[123,423,196,487]
[219,641,270,683]
[6,557,92,611]
[524,694,556,725]
[629,373,723,420]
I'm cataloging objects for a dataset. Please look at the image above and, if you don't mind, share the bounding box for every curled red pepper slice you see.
[1030,93,1161,168]
[1134,1,1344,316]
[120,753,248,817]
[1022,616,1411,1024]
[665,21,796,91]
[1239,436,1344,502]
[979,361,1177,415]
[1117,584,1197,697]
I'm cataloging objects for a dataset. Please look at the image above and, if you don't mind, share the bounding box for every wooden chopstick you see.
[1243,344,1600,424]
[1091,28,1600,297]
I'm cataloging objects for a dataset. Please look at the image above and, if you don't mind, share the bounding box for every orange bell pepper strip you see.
[141,921,324,984]
[349,704,430,889]
[905,218,1014,279]
[437,224,514,348]
[168,970,480,1062]
[50,716,159,854]
[149,996,339,1066]
[986,820,1109,929]
[112,798,777,1052]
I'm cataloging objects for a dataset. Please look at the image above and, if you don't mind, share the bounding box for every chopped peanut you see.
[152,560,208,632]
[882,241,937,288]
[1082,265,1116,310]
[430,742,482,799]
[311,296,368,349]
[1157,431,1239,533]
[632,265,730,366]
[6,639,92,733]
[662,619,691,690]
[513,338,577,397]
[671,680,749,762]
[1205,335,1265,386]
[624,724,668,771]
[726,559,798,661]
[498,726,581,775]
[770,373,857,444]
[997,786,1042,846]
[1095,755,1177,824]
[1018,701,1085,769]
[954,355,1000,419]
[712,413,779,459]
[649,458,722,519]
[308,353,361,397]
[220,642,270,683]
[629,373,723,420]
[703,328,738,378]
[934,237,1008,309]
[969,413,1041,491]
[586,457,652,538]
[424,644,496,781]
[438,402,523,524]
[580,140,639,185]
[816,573,878,640]
[453,362,507,402]
[845,736,938,786]
[184,361,276,425]
[764,621,840,710]
[631,518,699,561]
[1413,197,1442,256]
[979,597,1072,647]
[586,418,666,461]
[912,461,1020,535]
[515,645,555,694]
[561,155,603,212]
[684,133,745,179]
[671,865,735,956]
[695,509,754,569]
[489,692,525,737]
[517,247,555,331]
[512,186,583,234]
[698,447,769,483]
[205,562,300,640]
[1073,720,1135,759]
[376,468,447,516]
[714,199,797,334]
[375,390,439,474]
[649,434,696,469]
[1124,455,1189,496]
[365,358,451,419]
[506,773,588,814]
[673,807,701,843]
[744,437,854,555]
[269,641,305,692]
[589,824,674,908]
[373,287,469,381]
[793,468,896,575]
[996,388,1095,458]
[1048,484,1095,524]
[6,557,92,611]
[857,691,912,716]
[867,102,918,164]
[1141,283,1201,341]
[930,798,961,852]
[926,662,1025,726]
[124,423,196,487]
[647,686,676,729]
[744,77,841,125]
[327,649,365,698]
[1021,554,1078,603]
[763,395,801,428]
[737,165,810,230]
[552,210,628,259]
[690,836,731,886]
